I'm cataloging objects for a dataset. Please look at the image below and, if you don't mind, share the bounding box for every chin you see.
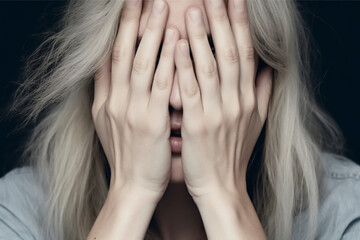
[170,153,185,183]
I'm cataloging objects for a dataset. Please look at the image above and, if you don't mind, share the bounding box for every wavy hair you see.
[6,0,345,239]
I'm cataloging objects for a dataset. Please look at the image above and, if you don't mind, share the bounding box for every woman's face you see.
[137,0,209,183]
[136,0,258,183]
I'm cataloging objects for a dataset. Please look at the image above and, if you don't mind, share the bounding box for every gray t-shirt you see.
[1,152,360,239]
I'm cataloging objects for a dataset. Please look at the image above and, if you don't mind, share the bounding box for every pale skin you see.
[88,0,273,239]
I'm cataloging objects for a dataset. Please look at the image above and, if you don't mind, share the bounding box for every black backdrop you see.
[1,1,359,177]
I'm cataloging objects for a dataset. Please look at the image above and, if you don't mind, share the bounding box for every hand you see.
[92,0,179,196]
[174,0,273,201]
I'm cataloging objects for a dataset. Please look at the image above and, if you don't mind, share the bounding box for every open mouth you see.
[170,129,181,138]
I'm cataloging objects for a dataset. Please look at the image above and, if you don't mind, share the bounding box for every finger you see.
[130,0,168,106]
[149,27,180,116]
[255,67,273,124]
[93,56,111,118]
[203,0,240,110]
[185,7,222,113]
[174,40,203,118]
[228,0,256,95]
[110,0,142,101]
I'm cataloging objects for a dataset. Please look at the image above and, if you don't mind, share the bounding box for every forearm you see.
[87,184,161,240]
[194,192,267,240]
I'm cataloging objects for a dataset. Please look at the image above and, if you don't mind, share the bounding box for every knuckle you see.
[243,94,256,113]
[226,104,241,123]
[153,75,170,90]
[193,127,207,137]
[126,108,140,129]
[208,112,223,130]
[160,47,171,59]
[184,83,199,98]
[147,115,167,137]
[144,21,157,33]
[182,59,193,70]
[222,47,239,64]
[234,12,249,26]
[192,31,206,40]
[213,11,228,23]
[105,99,118,119]
[127,111,160,137]
[133,55,149,74]
[112,47,131,63]
[200,60,217,77]
[186,120,206,137]
[239,46,255,61]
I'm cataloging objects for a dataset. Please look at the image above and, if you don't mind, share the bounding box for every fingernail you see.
[234,0,244,12]
[152,0,166,15]
[189,9,202,24]
[164,28,175,44]
[181,42,189,56]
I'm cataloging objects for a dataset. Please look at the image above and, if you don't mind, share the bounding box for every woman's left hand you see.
[174,0,273,202]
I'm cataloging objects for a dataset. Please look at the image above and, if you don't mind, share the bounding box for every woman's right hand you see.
[92,0,179,198]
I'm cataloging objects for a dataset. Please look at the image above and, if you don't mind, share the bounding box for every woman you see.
[1,0,360,239]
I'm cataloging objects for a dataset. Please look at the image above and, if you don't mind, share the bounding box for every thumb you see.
[255,66,273,124]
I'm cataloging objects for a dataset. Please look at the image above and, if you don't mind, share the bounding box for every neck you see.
[152,182,206,240]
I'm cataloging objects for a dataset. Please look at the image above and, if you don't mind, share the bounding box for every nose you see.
[169,69,182,111]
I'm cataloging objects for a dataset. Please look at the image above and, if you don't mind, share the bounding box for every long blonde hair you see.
[7,0,345,239]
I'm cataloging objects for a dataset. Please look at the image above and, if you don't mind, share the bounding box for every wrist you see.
[194,188,247,223]
[194,189,267,240]
[108,181,164,205]
[87,182,162,240]
[192,184,247,210]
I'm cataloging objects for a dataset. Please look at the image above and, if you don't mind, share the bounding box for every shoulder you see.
[0,166,46,240]
[316,152,360,239]
[319,152,360,217]
[293,152,360,240]
[320,152,360,181]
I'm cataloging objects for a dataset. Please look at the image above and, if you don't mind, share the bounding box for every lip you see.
[170,113,182,149]
[170,121,181,138]
[170,121,181,131]
[170,136,182,153]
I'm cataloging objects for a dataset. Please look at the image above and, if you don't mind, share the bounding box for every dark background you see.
[0,1,359,177]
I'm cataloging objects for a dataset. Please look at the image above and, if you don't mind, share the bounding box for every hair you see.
[6,0,347,239]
